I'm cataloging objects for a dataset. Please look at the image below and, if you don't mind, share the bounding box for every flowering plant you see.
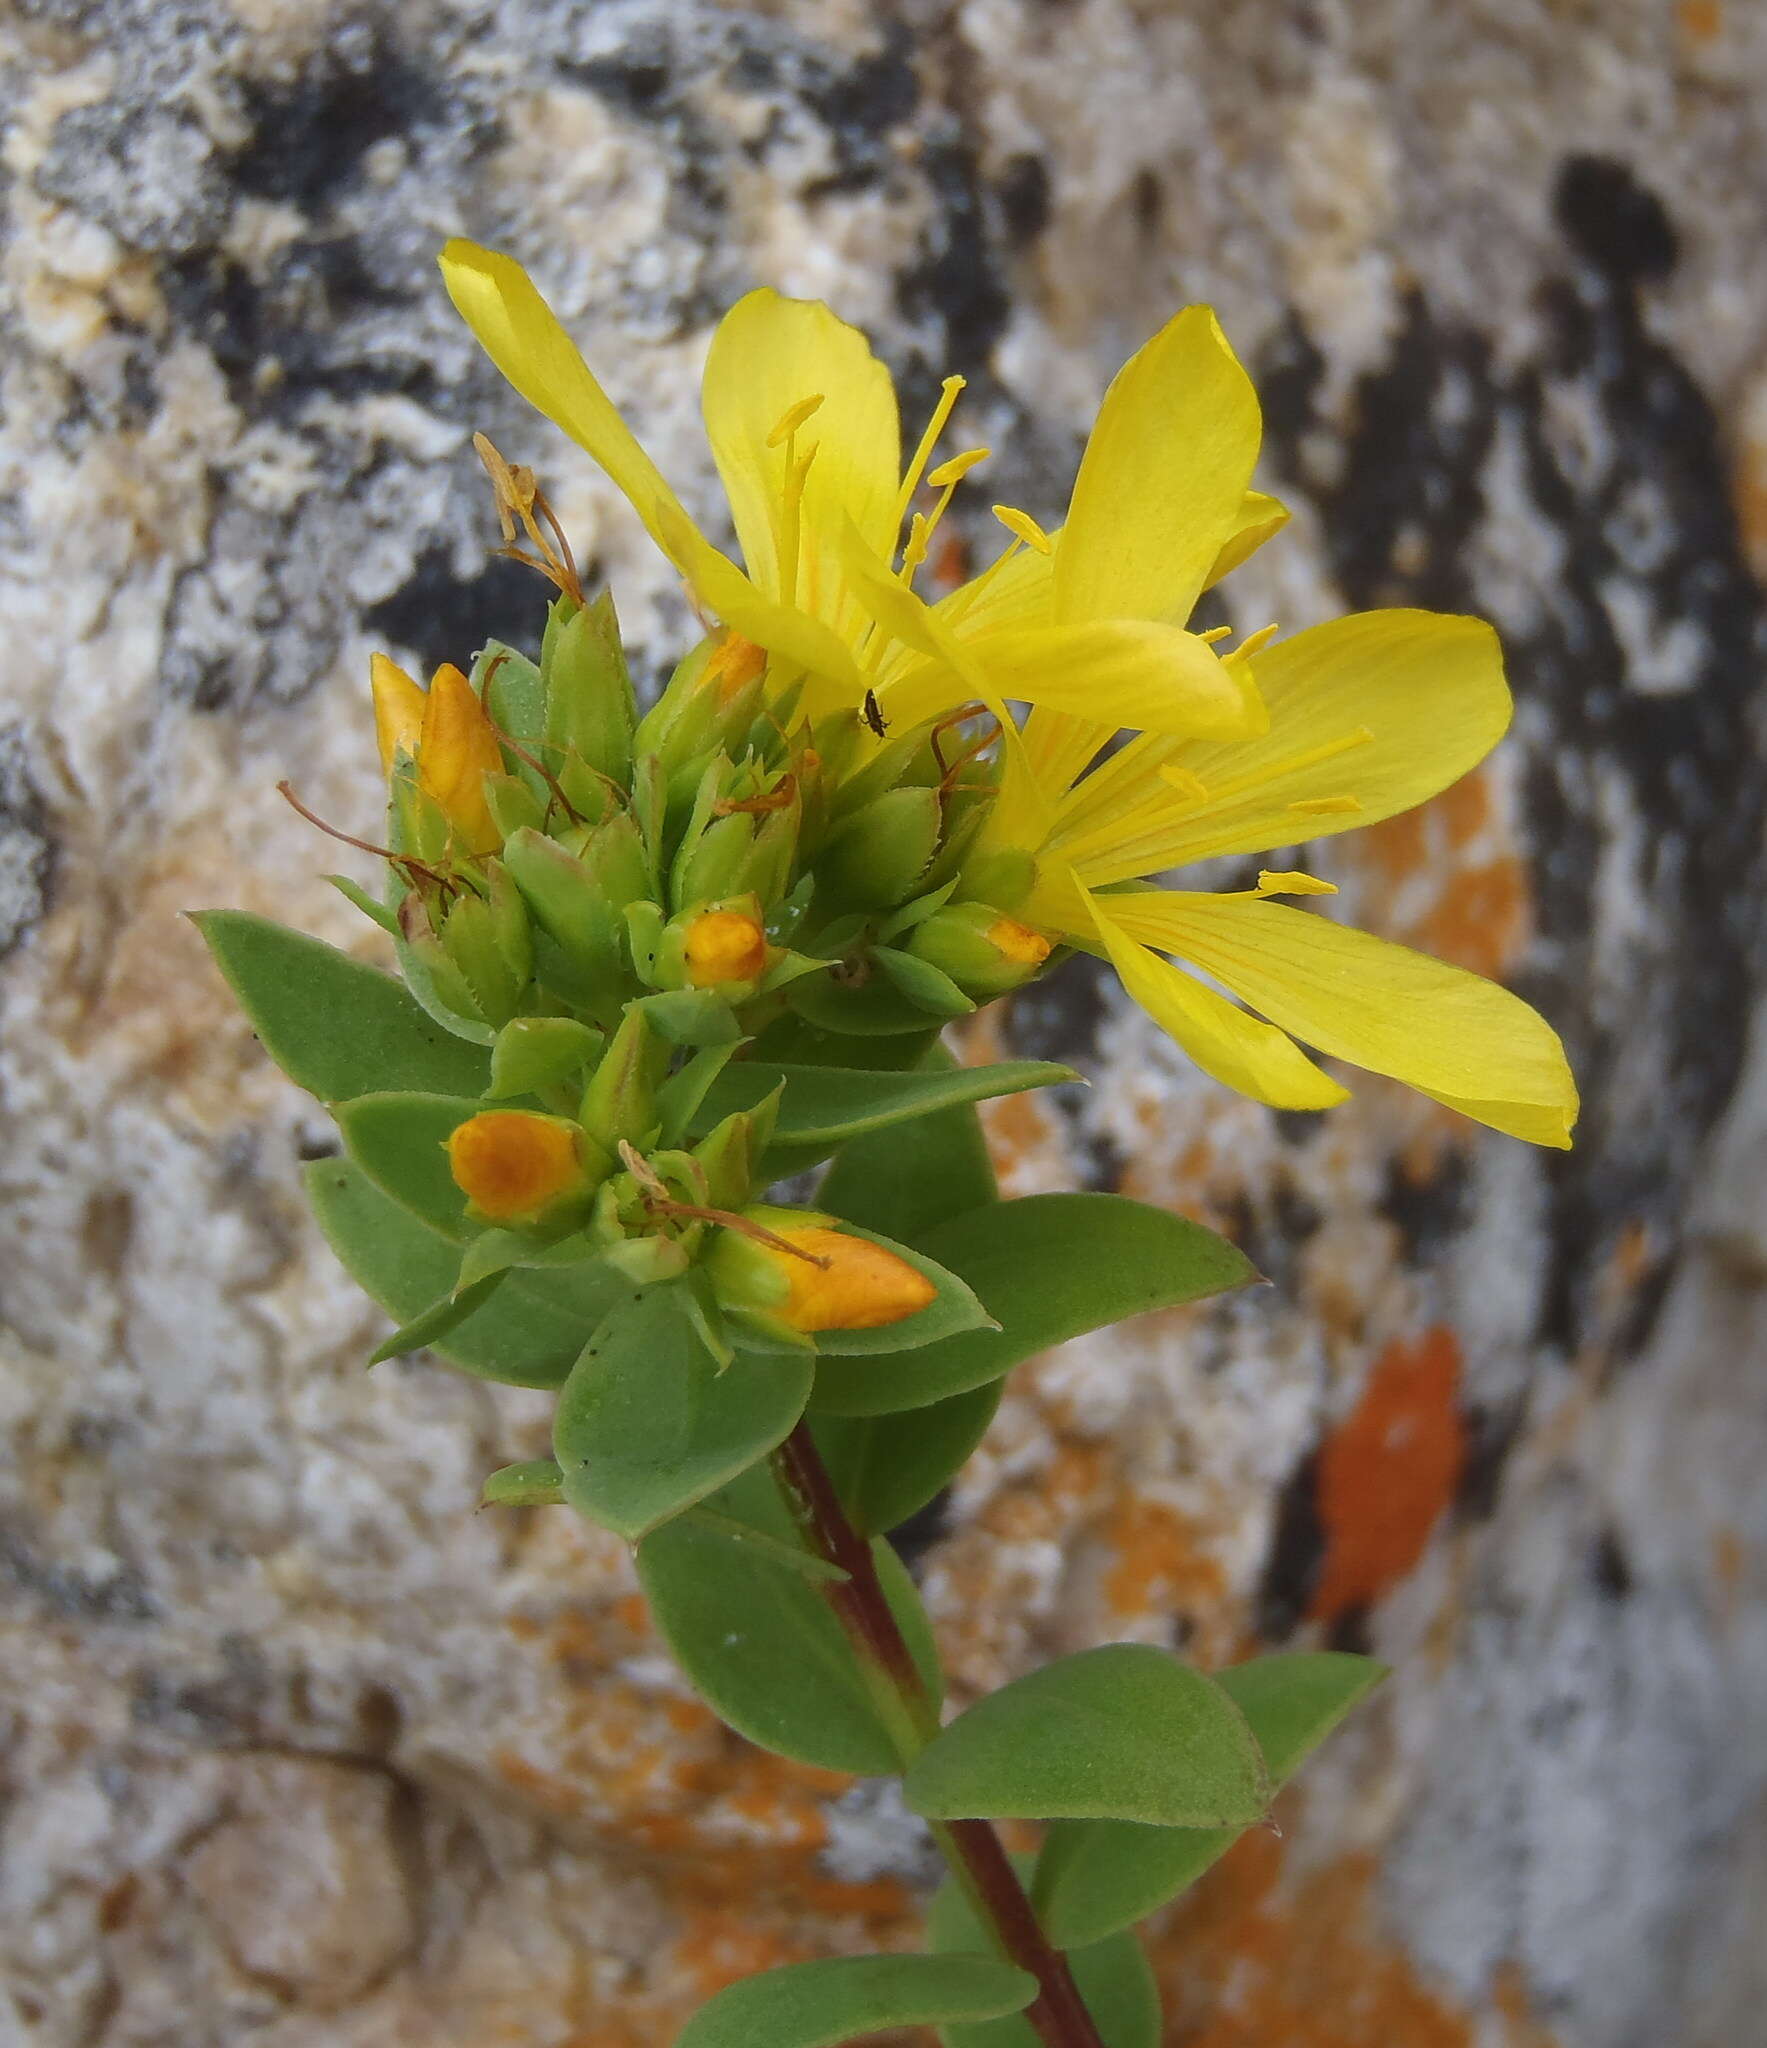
[200,245,1574,2048]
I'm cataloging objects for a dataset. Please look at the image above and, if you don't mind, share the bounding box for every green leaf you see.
[332,1091,480,1237]
[926,1873,1159,2048]
[488,1016,601,1099]
[818,1052,999,1243]
[691,1059,1072,1158]
[679,1505,850,1584]
[481,1459,566,1507]
[325,872,403,937]
[810,1194,1256,1417]
[555,1284,813,1540]
[195,910,491,1101]
[637,1461,943,1774]
[366,1272,505,1365]
[305,1158,623,1388]
[674,1953,1036,2048]
[903,1643,1268,1827]
[813,1381,1002,1538]
[1031,1652,1387,1949]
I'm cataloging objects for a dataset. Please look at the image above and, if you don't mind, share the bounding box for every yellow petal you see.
[1054,306,1260,628]
[1058,609,1512,884]
[419,663,504,856]
[439,240,708,568]
[903,620,1266,740]
[370,652,426,774]
[1091,897,1349,1110]
[1204,490,1290,589]
[1107,892,1578,1147]
[701,289,900,623]
[652,501,864,693]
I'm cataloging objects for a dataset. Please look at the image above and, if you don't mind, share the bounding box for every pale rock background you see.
[2,1,1765,2043]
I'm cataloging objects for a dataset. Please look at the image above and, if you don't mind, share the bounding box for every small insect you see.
[861,688,889,739]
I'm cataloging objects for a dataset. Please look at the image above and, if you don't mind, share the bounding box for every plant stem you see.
[773,1423,1108,2048]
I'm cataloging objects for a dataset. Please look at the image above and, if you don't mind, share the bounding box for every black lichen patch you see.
[1260,158,1767,1365]
[231,43,444,210]
[996,153,1052,246]
[0,727,55,961]
[365,547,545,678]
[1255,1447,1326,1640]
[1590,1525,1635,1600]
[162,237,426,414]
[1456,1396,1527,1521]
[897,130,1013,377]
[1382,1150,1472,1268]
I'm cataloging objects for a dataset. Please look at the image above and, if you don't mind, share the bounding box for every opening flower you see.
[439,241,1278,744]
[991,610,1579,1147]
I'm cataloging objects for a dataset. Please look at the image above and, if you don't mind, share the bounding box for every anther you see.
[767,394,825,448]
[992,505,1052,555]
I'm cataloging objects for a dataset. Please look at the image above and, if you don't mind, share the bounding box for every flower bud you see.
[543,591,635,786]
[446,1110,595,1227]
[706,1207,936,1335]
[371,655,504,857]
[815,786,941,910]
[684,908,769,987]
[579,1005,667,1158]
[904,903,1052,997]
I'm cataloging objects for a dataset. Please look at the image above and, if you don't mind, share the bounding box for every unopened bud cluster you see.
[362,586,1056,1336]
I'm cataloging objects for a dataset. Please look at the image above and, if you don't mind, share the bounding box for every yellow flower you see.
[438,241,1281,743]
[998,610,1579,1149]
[371,654,504,857]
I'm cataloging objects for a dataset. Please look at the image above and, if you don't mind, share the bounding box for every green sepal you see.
[488,1016,602,1099]
[872,944,977,1018]
[453,1225,607,1294]
[477,639,546,749]
[325,872,402,938]
[1031,1653,1388,1949]
[637,1460,943,1773]
[809,1194,1256,1417]
[481,1458,566,1508]
[193,910,491,1100]
[687,1059,1073,1161]
[304,1158,623,1388]
[902,1643,1269,1827]
[501,827,623,1000]
[673,1954,1037,2048]
[812,1380,1003,1538]
[553,1282,813,1541]
[634,987,744,1046]
[394,925,498,1044]
[544,589,635,786]
[365,1270,505,1366]
[786,968,961,1036]
[579,1004,667,1157]
[926,1869,1159,2048]
[655,1041,745,1149]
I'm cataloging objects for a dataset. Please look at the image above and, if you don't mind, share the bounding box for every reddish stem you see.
[773,1424,1107,2048]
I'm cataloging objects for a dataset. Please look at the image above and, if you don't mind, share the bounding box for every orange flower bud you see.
[987,916,1052,969]
[706,1208,936,1334]
[683,908,768,988]
[776,1226,936,1331]
[370,654,504,856]
[446,1110,591,1226]
[419,663,505,856]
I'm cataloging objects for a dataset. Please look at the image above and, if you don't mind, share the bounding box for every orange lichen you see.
[1310,1327,1467,1624]
[1420,856,1529,979]
[1104,1497,1228,1619]
[1677,0,1723,42]
[1153,1829,1519,2048]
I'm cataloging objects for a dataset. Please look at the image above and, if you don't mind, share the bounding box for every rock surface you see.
[2,1,1765,2043]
